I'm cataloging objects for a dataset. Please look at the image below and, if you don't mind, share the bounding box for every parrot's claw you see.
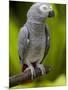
[24,65,36,80]
[36,64,45,75]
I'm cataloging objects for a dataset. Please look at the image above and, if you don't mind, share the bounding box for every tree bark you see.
[9,65,52,88]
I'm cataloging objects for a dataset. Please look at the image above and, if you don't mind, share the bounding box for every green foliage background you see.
[9,1,66,88]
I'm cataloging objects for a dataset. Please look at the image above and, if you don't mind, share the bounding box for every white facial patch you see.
[39,5,48,12]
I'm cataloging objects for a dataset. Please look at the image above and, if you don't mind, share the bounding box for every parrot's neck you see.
[26,19,45,32]
[27,16,45,24]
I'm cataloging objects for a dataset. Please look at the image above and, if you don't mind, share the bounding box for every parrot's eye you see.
[39,5,48,12]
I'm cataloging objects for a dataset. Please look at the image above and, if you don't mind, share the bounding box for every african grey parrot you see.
[18,3,54,80]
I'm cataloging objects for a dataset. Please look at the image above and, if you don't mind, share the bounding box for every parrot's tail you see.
[21,64,32,83]
[22,64,28,72]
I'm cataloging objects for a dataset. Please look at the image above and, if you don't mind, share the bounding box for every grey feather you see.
[18,2,54,65]
[41,24,50,63]
[18,26,29,63]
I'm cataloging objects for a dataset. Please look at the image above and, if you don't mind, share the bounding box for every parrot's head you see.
[27,3,55,23]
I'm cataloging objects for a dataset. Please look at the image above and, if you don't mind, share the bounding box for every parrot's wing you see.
[18,26,29,64]
[45,24,50,55]
[41,24,50,62]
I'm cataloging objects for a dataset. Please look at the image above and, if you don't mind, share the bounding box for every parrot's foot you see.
[36,64,45,75]
[24,65,36,80]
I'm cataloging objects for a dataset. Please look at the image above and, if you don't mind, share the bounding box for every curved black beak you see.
[48,10,55,17]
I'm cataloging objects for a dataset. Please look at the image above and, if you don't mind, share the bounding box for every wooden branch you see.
[9,65,52,88]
